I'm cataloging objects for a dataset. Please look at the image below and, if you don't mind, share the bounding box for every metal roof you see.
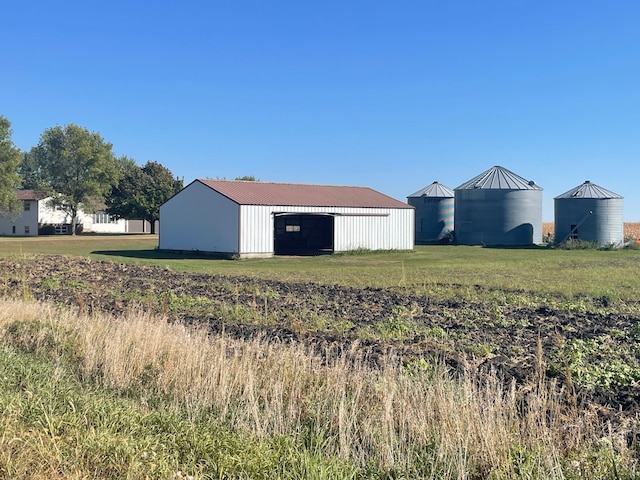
[554,180,623,199]
[196,179,412,208]
[407,181,454,198]
[455,166,542,190]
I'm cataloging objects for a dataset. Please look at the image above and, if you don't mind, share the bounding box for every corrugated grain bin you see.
[454,166,542,246]
[407,181,454,244]
[554,180,623,246]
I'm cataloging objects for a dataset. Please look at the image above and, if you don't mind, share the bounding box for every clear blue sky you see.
[2,1,638,221]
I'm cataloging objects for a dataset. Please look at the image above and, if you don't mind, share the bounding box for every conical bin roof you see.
[408,181,454,198]
[554,180,622,199]
[455,166,542,190]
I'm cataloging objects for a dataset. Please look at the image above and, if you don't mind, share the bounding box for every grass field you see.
[1,232,640,302]
[1,234,640,478]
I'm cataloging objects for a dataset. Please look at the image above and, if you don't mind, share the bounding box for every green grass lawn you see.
[1,234,640,301]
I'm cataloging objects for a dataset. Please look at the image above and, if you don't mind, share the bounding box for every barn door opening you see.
[274,214,334,255]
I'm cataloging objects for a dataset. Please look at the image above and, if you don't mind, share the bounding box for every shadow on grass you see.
[480,244,553,250]
[91,249,236,260]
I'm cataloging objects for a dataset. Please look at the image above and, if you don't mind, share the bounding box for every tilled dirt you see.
[2,254,640,419]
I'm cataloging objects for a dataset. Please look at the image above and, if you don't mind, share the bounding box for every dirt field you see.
[2,254,639,423]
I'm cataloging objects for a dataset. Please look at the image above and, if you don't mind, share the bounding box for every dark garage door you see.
[274,214,334,255]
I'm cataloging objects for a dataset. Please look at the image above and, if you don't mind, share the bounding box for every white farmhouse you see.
[0,190,131,236]
[159,179,414,258]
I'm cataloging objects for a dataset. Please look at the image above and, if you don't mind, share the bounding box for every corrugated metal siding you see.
[160,181,240,253]
[454,189,542,245]
[554,198,624,246]
[334,208,414,252]
[238,205,414,256]
[409,197,454,243]
[239,205,276,255]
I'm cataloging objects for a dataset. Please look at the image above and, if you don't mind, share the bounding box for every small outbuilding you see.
[407,181,454,244]
[159,179,414,257]
[554,180,623,246]
[454,166,543,246]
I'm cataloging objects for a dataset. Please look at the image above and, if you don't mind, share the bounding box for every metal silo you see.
[407,181,454,244]
[554,181,623,246]
[454,166,543,246]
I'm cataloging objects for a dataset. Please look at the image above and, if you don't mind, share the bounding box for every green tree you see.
[19,149,44,190]
[106,160,183,234]
[0,116,23,216]
[234,175,259,181]
[34,124,120,235]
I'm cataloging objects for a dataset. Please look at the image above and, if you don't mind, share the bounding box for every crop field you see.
[1,234,640,478]
[543,222,640,242]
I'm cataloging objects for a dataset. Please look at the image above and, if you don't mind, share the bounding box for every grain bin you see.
[407,181,454,244]
[454,166,542,246]
[554,180,623,246]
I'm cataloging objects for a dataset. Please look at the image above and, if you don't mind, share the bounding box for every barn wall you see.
[334,208,414,252]
[239,205,275,255]
[159,181,239,253]
[238,205,414,257]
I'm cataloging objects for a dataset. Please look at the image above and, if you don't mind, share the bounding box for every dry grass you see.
[0,299,636,478]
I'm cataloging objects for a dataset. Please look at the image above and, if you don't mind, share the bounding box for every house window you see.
[93,212,117,224]
[285,225,301,232]
[55,225,68,235]
[23,201,30,211]
[569,224,578,240]
[24,226,30,234]
[12,226,15,234]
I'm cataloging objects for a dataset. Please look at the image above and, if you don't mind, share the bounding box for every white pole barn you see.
[159,179,414,258]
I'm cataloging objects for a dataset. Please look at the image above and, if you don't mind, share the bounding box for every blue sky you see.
[2,1,638,221]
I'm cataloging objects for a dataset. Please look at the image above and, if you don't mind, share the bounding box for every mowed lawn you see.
[1,234,640,301]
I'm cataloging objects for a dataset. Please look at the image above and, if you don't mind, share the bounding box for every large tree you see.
[19,148,44,190]
[106,160,183,234]
[0,116,23,215]
[34,124,120,235]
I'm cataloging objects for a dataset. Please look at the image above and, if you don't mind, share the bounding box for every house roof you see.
[195,179,412,209]
[16,189,45,201]
[554,180,623,200]
[407,181,454,198]
[455,166,542,191]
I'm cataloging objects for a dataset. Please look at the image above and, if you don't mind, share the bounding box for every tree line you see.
[0,116,183,235]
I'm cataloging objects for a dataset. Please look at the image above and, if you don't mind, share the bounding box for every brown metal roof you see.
[197,179,411,209]
[16,189,45,201]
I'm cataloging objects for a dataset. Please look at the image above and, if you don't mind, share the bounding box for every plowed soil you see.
[2,254,639,421]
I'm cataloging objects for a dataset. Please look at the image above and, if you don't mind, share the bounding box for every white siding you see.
[160,181,240,253]
[0,201,39,236]
[334,208,414,252]
[38,200,127,234]
[38,199,72,225]
[80,213,128,234]
[239,205,275,255]
[238,205,414,256]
